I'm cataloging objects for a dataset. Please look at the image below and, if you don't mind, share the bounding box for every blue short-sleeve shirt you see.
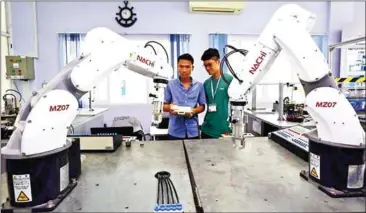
[164,78,206,138]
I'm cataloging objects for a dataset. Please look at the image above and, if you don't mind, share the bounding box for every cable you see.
[159,179,164,204]
[144,43,157,55]
[166,177,175,204]
[155,171,180,205]
[144,41,169,63]
[223,45,248,83]
[219,45,249,85]
[5,89,23,102]
[156,178,161,204]
[160,176,164,204]
[140,124,147,141]
[68,125,74,135]
[167,177,180,203]
[220,50,242,85]
[224,44,248,57]
[163,178,171,204]
[12,82,25,102]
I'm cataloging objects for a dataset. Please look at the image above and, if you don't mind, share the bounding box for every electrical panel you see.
[5,56,35,80]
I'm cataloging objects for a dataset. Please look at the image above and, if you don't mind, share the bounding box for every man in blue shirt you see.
[163,53,206,140]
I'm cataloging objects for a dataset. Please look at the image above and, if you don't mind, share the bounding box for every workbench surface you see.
[1,141,193,212]
[1,138,365,212]
[55,141,194,212]
[244,109,315,128]
[184,138,365,212]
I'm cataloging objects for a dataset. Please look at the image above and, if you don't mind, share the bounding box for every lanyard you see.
[211,77,221,100]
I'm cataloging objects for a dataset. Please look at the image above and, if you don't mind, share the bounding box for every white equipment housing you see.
[188,1,244,14]
[2,27,173,157]
[171,105,193,115]
[227,4,365,147]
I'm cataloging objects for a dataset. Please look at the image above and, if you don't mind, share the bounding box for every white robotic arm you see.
[227,4,365,147]
[2,27,172,157]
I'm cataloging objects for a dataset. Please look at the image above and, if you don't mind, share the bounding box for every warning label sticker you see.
[310,167,318,178]
[60,163,69,192]
[17,191,30,202]
[347,164,365,189]
[13,174,32,202]
[310,153,320,179]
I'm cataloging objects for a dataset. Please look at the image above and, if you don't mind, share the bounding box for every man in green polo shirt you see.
[200,48,233,139]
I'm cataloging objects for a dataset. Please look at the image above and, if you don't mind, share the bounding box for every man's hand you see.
[183,109,195,118]
[169,103,178,115]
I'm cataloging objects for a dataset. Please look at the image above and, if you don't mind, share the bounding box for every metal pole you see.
[328,36,365,71]
[328,36,365,49]
[251,86,257,111]
[88,91,94,112]
[278,83,284,121]
[257,82,301,86]
[328,47,333,70]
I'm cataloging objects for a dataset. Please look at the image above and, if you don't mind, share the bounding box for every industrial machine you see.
[1,89,22,139]
[1,27,173,211]
[269,125,314,161]
[3,92,19,115]
[222,4,366,197]
[1,89,21,117]
[273,97,308,122]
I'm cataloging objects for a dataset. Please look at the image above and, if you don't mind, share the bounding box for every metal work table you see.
[150,126,169,141]
[184,138,365,212]
[1,141,195,212]
[1,138,365,212]
[71,113,105,133]
[244,109,315,136]
[245,109,315,128]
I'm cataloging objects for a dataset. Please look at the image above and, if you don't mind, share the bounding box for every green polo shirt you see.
[201,73,233,138]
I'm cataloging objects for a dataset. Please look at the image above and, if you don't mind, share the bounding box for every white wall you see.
[342,1,366,41]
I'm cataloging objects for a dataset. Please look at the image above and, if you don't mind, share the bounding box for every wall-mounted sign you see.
[115,1,137,28]
[346,42,365,72]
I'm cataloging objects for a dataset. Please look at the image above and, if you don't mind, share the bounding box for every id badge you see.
[208,104,217,112]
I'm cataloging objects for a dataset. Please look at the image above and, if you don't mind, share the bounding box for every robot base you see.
[299,134,366,198]
[1,182,77,213]
[299,170,365,198]
[1,142,78,212]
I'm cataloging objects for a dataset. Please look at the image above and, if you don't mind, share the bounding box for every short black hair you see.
[201,48,220,61]
[178,53,194,65]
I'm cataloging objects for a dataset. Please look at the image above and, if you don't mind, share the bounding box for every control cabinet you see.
[5,56,35,80]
